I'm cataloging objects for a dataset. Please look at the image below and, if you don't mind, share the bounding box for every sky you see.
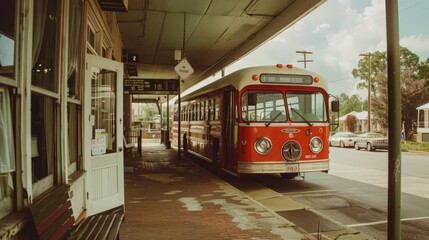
[191,0,429,99]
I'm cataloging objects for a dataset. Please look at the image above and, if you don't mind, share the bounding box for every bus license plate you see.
[286,164,299,172]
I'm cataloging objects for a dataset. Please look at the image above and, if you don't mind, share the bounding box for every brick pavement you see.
[120,144,315,240]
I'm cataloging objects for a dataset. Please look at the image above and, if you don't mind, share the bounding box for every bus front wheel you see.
[280,173,298,179]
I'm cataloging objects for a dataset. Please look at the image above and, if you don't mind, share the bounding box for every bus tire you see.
[212,139,220,170]
[182,133,188,153]
[280,173,298,179]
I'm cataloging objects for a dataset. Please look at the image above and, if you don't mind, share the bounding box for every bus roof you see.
[182,64,328,101]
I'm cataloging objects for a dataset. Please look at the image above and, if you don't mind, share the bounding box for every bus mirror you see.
[331,100,339,112]
[248,93,257,106]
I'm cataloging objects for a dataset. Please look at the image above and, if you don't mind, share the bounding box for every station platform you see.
[119,143,371,240]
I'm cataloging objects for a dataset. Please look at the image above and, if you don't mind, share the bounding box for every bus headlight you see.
[254,137,272,155]
[309,137,323,154]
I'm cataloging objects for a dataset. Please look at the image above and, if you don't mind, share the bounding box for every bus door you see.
[84,54,124,216]
[223,90,236,171]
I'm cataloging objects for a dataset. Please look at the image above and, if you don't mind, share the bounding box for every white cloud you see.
[400,35,429,60]
[313,23,331,33]
[227,0,428,96]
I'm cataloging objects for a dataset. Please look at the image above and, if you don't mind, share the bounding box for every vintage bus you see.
[172,64,339,178]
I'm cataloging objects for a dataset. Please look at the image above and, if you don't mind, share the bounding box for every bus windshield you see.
[241,91,286,122]
[286,91,327,122]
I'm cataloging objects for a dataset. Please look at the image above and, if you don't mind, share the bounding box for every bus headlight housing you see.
[309,137,323,154]
[254,137,272,155]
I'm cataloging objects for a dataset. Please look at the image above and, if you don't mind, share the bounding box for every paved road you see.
[190,146,429,239]
[329,147,429,199]
[242,147,429,239]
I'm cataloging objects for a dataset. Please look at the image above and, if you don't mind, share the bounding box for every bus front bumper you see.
[237,160,329,174]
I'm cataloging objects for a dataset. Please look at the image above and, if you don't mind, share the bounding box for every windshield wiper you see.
[265,111,281,127]
[290,108,313,126]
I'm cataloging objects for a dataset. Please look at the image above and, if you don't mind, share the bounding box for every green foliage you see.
[352,47,429,135]
[140,103,159,122]
[401,141,429,152]
[338,93,365,116]
[352,51,386,95]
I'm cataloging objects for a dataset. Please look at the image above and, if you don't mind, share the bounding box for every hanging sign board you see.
[124,79,179,94]
[174,57,194,80]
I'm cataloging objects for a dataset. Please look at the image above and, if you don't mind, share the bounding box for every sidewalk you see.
[120,143,315,240]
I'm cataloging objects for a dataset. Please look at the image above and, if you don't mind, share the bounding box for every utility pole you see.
[386,0,402,238]
[296,50,313,69]
[359,52,373,132]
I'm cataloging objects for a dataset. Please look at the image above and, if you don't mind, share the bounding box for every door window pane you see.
[91,67,117,155]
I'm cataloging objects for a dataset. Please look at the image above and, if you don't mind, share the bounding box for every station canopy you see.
[115,0,325,101]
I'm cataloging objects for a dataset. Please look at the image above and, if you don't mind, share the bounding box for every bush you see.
[401,141,429,152]
[344,115,358,133]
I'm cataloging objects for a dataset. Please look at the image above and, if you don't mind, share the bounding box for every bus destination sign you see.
[260,74,313,85]
[124,79,179,94]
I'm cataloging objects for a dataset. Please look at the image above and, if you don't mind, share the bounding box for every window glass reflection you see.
[91,67,117,155]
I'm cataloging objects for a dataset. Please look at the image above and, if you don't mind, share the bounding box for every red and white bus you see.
[172,64,339,177]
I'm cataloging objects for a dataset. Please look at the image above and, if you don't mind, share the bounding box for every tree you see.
[417,57,429,104]
[371,72,388,129]
[344,114,357,133]
[338,93,365,116]
[141,103,160,127]
[352,47,429,136]
[352,51,386,96]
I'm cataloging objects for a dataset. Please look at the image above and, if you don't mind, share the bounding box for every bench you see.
[124,137,137,156]
[124,128,142,156]
[29,184,124,240]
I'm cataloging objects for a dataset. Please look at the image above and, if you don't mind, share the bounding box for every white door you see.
[84,54,124,215]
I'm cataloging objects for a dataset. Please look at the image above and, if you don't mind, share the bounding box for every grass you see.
[401,141,429,152]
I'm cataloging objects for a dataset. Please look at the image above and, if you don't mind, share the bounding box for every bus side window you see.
[193,103,196,121]
[214,97,220,120]
[199,101,202,121]
[205,100,209,121]
[195,102,201,121]
[212,98,215,121]
[194,103,197,121]
[190,104,194,121]
[201,101,205,120]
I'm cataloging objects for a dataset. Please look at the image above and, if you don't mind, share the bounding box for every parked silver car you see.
[329,132,358,148]
[354,132,388,151]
